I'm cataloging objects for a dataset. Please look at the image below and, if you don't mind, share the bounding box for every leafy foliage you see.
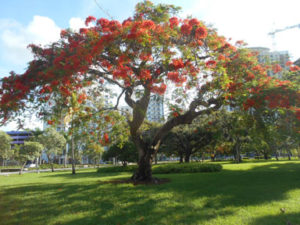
[0,131,13,162]
[18,141,43,162]
[103,141,137,166]
[37,128,66,170]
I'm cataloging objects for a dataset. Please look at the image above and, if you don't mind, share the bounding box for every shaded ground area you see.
[0,161,300,225]
[98,178,170,185]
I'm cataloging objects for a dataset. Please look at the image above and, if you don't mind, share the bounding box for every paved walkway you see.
[0,167,95,175]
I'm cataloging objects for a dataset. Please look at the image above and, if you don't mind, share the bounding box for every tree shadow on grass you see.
[164,162,300,206]
[1,162,300,225]
[42,170,128,179]
[0,181,235,225]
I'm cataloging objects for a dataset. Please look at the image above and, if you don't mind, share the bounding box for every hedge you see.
[97,163,222,174]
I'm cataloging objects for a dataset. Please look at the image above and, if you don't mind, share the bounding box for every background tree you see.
[17,141,43,174]
[218,111,251,163]
[103,141,137,166]
[38,128,66,172]
[0,131,13,166]
[85,143,104,167]
[160,123,213,163]
[0,1,299,181]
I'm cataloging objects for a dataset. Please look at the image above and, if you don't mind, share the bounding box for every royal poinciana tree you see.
[0,1,299,181]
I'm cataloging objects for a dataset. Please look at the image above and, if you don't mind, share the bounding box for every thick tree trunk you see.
[233,138,242,163]
[131,149,153,181]
[275,151,279,161]
[154,152,158,165]
[211,155,215,161]
[51,162,54,172]
[179,153,183,163]
[201,152,205,163]
[263,152,268,160]
[288,152,291,160]
[184,153,190,163]
[234,150,241,163]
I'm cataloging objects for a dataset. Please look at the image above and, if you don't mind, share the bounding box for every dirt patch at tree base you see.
[99,178,170,186]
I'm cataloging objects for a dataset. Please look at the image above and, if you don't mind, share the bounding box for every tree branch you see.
[88,69,125,89]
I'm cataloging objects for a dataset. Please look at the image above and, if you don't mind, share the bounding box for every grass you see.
[1,161,300,225]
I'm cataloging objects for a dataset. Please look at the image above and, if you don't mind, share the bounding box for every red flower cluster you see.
[245,72,255,81]
[85,16,96,26]
[169,17,179,28]
[265,94,291,109]
[47,120,54,125]
[188,18,201,27]
[171,58,184,70]
[243,98,256,110]
[152,83,167,95]
[205,60,217,68]
[180,24,192,35]
[173,112,179,117]
[77,93,87,104]
[139,69,152,80]
[167,71,187,84]
[195,27,207,39]
[272,64,282,73]
[103,133,109,144]
[295,108,300,120]
[290,65,300,72]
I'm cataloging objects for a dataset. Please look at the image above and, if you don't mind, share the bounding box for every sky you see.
[1,0,300,131]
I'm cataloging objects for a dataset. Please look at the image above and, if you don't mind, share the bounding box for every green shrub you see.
[97,163,222,174]
[0,168,20,172]
[97,165,137,173]
[153,163,222,174]
[39,164,70,169]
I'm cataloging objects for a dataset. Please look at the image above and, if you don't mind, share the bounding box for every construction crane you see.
[268,24,300,50]
[268,24,300,36]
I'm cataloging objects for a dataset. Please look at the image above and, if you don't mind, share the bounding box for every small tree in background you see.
[103,141,137,166]
[38,128,66,172]
[0,131,13,166]
[85,143,104,167]
[18,141,43,174]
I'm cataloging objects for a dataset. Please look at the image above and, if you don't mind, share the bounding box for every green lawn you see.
[1,161,300,225]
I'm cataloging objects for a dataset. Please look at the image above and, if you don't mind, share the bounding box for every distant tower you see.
[146,94,164,122]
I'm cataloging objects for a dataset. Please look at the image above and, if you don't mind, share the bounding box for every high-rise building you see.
[248,47,290,77]
[146,94,164,123]
[119,94,164,123]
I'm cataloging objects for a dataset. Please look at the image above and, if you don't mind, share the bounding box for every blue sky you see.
[1,0,300,130]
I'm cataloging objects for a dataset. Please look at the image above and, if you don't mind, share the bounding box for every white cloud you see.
[27,16,61,45]
[0,16,61,67]
[69,17,86,32]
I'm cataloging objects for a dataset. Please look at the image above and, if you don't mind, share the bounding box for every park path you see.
[0,167,95,176]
